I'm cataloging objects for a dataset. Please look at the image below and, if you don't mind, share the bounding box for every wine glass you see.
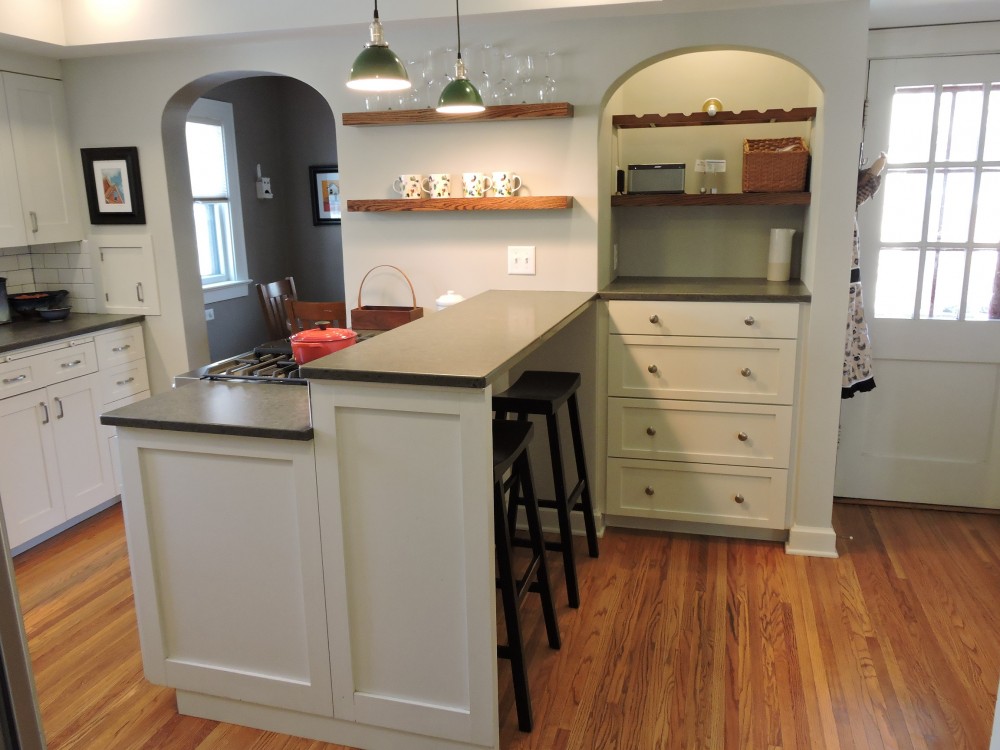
[513,54,536,104]
[541,50,560,103]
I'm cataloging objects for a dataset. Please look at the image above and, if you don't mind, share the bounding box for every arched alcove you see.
[162,73,342,361]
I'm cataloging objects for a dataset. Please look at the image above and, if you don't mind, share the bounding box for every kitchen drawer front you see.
[609,335,796,404]
[36,341,99,387]
[608,300,800,339]
[606,457,787,529]
[95,325,145,369]
[0,356,46,400]
[100,359,150,404]
[608,397,792,468]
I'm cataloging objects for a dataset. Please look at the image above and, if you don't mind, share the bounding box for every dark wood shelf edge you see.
[343,102,574,126]
[347,196,573,212]
[612,107,816,129]
[611,192,811,207]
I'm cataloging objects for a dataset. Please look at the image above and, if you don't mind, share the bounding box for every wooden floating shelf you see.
[611,192,811,207]
[343,102,574,127]
[612,107,817,129]
[347,196,574,212]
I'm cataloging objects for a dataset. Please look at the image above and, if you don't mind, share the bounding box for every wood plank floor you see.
[12,502,1000,749]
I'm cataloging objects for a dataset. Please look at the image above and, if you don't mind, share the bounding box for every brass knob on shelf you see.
[734,493,746,504]
[647,364,658,374]
[644,486,655,496]
[744,315,755,326]
[646,426,656,436]
[741,367,752,377]
[737,431,749,442]
[649,314,659,324]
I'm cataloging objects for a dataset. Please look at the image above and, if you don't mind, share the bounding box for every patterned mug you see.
[462,172,494,198]
[492,171,522,197]
[393,174,423,199]
[422,173,452,199]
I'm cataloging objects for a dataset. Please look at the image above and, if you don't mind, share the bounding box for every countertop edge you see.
[100,414,314,442]
[0,314,147,354]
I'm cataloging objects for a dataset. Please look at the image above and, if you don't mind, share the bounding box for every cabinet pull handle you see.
[734,493,746,504]
[61,359,83,369]
[136,282,144,303]
[2,374,27,385]
[737,431,749,442]
[741,367,752,377]
[116,377,136,387]
[647,364,658,374]
[30,211,38,233]
[55,397,64,419]
[744,315,755,326]
[40,402,49,424]
[646,426,656,436]
[644,486,655,496]
[649,314,659,324]
[111,344,131,353]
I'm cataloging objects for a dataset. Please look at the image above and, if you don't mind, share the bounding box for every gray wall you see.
[203,76,342,360]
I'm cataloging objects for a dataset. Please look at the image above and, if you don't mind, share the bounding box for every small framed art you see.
[310,165,341,225]
[81,147,146,225]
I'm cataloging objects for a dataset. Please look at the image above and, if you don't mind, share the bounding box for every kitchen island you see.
[102,290,595,750]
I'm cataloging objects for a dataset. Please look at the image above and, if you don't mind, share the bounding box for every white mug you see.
[422,173,452,199]
[492,171,522,197]
[393,174,423,199]
[462,172,493,198]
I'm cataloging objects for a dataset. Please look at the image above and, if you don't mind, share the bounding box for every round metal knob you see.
[737,431,749,442]
[744,315,755,326]
[734,493,746,504]
[646,426,656,436]
[647,364,658,374]
[644,486,655,496]
[740,367,752,378]
[649,314,659,324]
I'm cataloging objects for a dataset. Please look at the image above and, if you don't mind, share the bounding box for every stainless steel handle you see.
[61,359,83,369]
[40,402,49,424]
[740,367,752,377]
[111,344,131,353]
[116,377,136,387]
[647,364,658,374]
[2,374,27,385]
[737,431,749,442]
[136,282,144,303]
[644,486,655,496]
[649,314,659,324]
[30,211,38,233]
[744,315,755,326]
[55,397,64,419]
[646,426,656,436]
[734,493,745,504]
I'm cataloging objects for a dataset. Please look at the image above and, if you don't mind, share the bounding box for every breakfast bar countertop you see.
[599,276,812,302]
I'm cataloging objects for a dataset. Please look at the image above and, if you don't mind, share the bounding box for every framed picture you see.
[310,165,341,225]
[80,147,146,225]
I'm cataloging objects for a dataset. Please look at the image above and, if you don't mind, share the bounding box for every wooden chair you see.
[256,277,297,339]
[283,299,349,332]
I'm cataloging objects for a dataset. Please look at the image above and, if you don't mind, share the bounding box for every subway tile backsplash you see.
[1,243,97,313]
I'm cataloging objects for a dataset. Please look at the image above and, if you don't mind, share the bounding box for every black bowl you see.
[37,306,71,322]
[10,290,69,316]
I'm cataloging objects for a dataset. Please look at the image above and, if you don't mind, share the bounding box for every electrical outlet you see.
[507,245,536,275]
[205,308,215,321]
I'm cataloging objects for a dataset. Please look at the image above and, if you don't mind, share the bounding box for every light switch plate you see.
[507,245,536,275]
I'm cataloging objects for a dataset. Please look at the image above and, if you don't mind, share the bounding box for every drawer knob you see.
[740,367,752,378]
[644,486,655,496]
[647,364,658,374]
[734,493,746,504]
[737,431,749,442]
[744,315,755,326]
[649,314,659,324]
[646,426,656,436]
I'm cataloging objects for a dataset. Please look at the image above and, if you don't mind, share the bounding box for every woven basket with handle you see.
[350,265,423,331]
[742,137,810,193]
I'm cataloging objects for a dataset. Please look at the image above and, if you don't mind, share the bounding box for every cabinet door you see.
[88,235,161,315]
[0,390,64,548]
[49,374,115,520]
[0,82,27,248]
[2,73,82,245]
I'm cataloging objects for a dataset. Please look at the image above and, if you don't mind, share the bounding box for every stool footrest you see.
[536,480,585,511]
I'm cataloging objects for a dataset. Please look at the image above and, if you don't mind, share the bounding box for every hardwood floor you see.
[12,502,1000,749]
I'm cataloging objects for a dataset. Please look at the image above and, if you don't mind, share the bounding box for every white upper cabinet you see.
[0,72,83,247]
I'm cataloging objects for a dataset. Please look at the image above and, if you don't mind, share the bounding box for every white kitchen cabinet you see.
[88,235,161,315]
[0,73,82,247]
[606,299,800,531]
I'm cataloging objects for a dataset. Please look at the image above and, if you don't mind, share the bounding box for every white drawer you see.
[95,325,145,369]
[608,397,792,468]
[608,300,800,339]
[36,341,98,386]
[609,334,796,405]
[0,356,46,399]
[606,457,787,529]
[99,359,149,404]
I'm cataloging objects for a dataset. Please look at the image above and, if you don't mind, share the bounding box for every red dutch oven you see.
[289,321,357,365]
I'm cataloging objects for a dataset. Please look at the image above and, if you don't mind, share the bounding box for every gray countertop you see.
[0,313,146,354]
[600,276,811,302]
[100,380,313,441]
[302,290,596,388]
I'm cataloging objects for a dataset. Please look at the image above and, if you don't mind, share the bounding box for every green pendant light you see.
[436,0,485,114]
[347,1,411,92]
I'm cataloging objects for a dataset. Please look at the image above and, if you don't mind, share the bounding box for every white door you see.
[835,55,1000,509]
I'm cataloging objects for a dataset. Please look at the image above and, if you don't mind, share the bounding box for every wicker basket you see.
[742,137,810,193]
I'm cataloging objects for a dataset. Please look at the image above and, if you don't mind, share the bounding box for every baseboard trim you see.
[785,524,839,558]
[835,496,1000,515]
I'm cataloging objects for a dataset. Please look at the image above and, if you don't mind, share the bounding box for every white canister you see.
[767,228,796,282]
[435,290,465,311]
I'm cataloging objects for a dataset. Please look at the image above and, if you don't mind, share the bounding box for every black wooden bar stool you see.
[492,419,561,733]
[493,370,600,609]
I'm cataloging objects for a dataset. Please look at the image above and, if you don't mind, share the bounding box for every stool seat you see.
[492,371,581,416]
[493,420,534,480]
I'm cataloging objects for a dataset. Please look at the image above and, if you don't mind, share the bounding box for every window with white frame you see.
[186,98,250,303]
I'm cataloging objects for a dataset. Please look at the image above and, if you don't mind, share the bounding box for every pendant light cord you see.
[455,0,463,60]
[373,0,379,20]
